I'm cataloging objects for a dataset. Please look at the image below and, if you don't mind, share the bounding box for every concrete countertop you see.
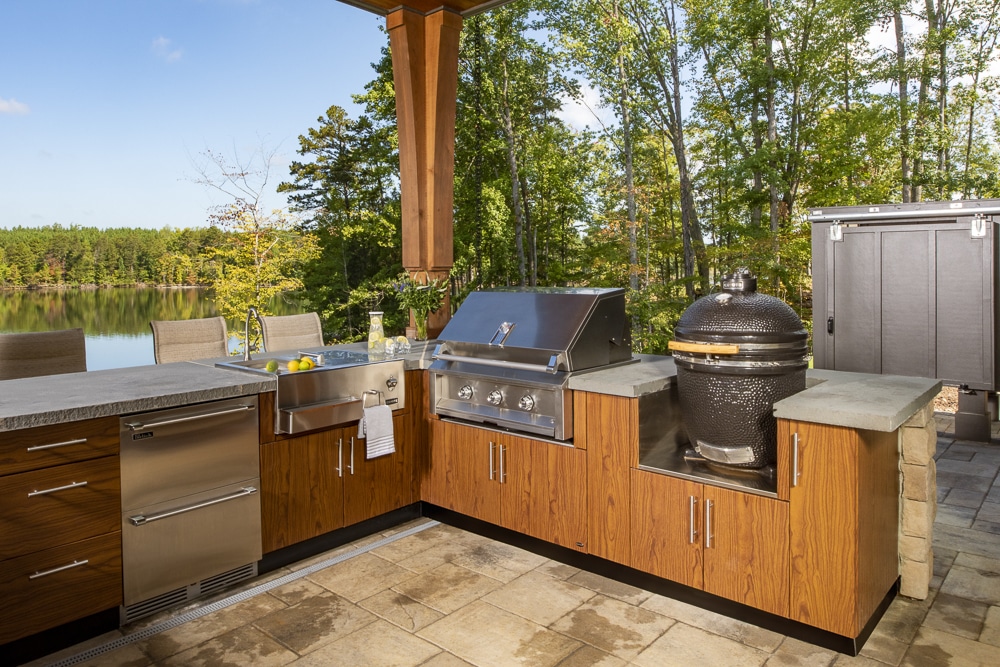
[0,362,275,432]
[567,354,678,397]
[773,368,942,432]
[0,342,941,434]
[570,354,941,433]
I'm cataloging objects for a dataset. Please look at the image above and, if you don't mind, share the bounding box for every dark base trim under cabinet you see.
[258,503,422,575]
[0,607,118,667]
[422,503,898,657]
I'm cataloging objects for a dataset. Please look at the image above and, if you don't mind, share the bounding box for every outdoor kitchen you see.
[0,264,950,665]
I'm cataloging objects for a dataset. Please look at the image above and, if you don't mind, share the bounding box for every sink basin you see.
[215,349,371,376]
[216,349,406,434]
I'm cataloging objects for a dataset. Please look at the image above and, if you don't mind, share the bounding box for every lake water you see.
[0,287,304,370]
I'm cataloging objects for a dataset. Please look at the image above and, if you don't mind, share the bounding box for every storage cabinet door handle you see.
[792,433,801,487]
[704,499,714,548]
[499,444,507,483]
[129,486,257,525]
[688,496,698,544]
[349,437,355,475]
[28,480,88,497]
[29,559,89,580]
[337,438,343,477]
[26,438,87,452]
[489,442,495,481]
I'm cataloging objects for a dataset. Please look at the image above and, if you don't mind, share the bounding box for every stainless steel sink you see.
[216,350,405,434]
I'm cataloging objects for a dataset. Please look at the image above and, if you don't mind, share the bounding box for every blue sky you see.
[0,0,388,230]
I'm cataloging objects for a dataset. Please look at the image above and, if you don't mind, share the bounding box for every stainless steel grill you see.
[429,287,633,440]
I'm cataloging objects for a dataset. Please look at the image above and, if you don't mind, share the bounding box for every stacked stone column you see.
[898,402,938,600]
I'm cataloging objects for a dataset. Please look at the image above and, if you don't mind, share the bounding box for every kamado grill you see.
[429,287,633,441]
[668,270,808,472]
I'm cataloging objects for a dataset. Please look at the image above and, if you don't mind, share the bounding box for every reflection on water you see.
[0,287,304,371]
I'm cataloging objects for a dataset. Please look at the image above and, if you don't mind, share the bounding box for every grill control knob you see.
[487,390,503,406]
[457,385,474,400]
[518,395,535,411]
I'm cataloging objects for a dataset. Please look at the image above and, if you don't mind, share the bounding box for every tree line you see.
[0,225,224,288]
[5,0,998,352]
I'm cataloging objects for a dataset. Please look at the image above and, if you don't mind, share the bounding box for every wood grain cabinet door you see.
[426,421,500,524]
[500,436,587,551]
[785,419,861,636]
[260,429,346,553]
[783,419,899,637]
[702,486,788,617]
[631,469,703,589]
[343,414,414,526]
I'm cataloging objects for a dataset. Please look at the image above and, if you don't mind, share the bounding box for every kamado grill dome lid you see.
[673,270,808,346]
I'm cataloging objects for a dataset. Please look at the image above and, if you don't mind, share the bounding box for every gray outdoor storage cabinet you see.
[810,199,1000,440]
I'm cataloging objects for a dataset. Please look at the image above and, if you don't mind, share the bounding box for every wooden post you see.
[387,7,462,338]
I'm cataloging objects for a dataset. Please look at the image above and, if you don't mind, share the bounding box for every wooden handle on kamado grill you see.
[668,340,741,355]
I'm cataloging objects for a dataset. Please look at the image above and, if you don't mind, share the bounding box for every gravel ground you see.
[935,385,958,413]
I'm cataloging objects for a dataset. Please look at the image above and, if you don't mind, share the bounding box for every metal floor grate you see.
[46,520,440,667]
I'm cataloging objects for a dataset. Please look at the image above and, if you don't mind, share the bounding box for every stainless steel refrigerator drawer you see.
[121,479,262,605]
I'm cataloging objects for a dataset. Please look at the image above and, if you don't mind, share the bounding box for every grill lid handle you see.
[489,321,516,347]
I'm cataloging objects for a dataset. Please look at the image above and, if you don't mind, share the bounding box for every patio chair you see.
[0,328,88,380]
[150,316,229,364]
[260,312,323,353]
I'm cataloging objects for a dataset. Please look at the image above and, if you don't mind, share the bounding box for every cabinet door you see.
[344,413,414,526]
[426,421,500,524]
[630,469,703,589]
[579,392,636,565]
[260,429,345,553]
[703,486,788,617]
[501,437,587,551]
[785,420,859,636]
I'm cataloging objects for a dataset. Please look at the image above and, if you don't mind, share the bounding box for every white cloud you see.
[151,36,183,62]
[0,97,30,115]
[557,84,616,132]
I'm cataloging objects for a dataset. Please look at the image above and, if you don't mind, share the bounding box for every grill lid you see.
[433,287,632,373]
[674,270,807,344]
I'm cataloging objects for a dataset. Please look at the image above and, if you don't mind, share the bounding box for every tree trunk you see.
[894,6,912,203]
[500,62,528,286]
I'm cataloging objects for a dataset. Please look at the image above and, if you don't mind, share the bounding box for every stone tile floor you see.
[26,414,1000,667]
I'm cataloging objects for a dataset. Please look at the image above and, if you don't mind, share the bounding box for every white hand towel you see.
[358,404,395,459]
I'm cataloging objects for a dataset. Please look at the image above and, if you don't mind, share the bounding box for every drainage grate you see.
[48,520,440,667]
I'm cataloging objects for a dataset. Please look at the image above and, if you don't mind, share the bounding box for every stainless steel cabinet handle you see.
[499,444,507,483]
[792,432,801,487]
[349,437,355,475]
[124,404,255,431]
[337,437,343,477]
[28,480,88,497]
[688,496,698,544]
[29,559,89,580]
[489,442,495,481]
[129,487,257,526]
[704,499,714,549]
[26,438,87,452]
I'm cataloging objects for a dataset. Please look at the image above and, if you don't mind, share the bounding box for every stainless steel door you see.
[121,479,261,605]
[120,396,258,510]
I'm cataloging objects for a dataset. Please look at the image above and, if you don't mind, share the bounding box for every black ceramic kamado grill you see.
[428,287,633,441]
[668,270,808,472]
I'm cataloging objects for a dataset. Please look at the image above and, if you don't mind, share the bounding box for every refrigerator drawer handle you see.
[129,486,257,526]
[29,559,89,580]
[26,438,88,452]
[125,404,256,431]
[28,480,88,497]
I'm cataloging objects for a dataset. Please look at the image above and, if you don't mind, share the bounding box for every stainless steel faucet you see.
[244,307,266,361]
